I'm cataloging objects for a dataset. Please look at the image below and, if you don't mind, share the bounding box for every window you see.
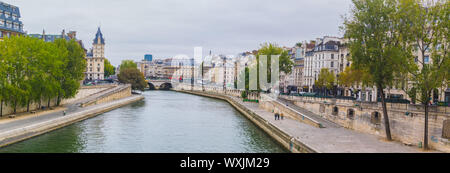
[331,54,334,59]
[371,112,381,125]
[332,107,339,116]
[347,109,355,120]
[331,62,334,68]
[424,56,430,64]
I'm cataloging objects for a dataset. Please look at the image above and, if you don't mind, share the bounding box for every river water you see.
[0,91,286,153]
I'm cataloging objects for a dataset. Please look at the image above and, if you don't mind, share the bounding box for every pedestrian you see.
[280,112,284,120]
[274,112,278,120]
[63,110,66,116]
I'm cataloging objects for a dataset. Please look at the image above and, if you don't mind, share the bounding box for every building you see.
[84,27,106,80]
[303,36,342,93]
[144,54,153,61]
[0,1,24,40]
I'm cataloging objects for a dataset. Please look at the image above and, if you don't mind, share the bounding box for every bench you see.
[9,114,16,118]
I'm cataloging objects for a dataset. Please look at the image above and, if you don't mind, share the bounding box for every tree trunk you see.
[47,98,51,108]
[0,99,3,117]
[379,86,392,141]
[27,99,30,112]
[424,102,429,150]
[38,98,41,110]
[13,99,17,114]
[57,93,61,106]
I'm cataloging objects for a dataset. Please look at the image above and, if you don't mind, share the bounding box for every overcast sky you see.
[8,0,352,66]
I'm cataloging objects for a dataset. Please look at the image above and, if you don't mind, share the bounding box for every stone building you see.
[84,27,106,80]
[303,36,343,93]
[0,1,24,40]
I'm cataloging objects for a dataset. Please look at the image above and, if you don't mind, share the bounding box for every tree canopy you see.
[315,68,336,90]
[118,68,147,91]
[104,58,116,78]
[119,60,137,71]
[0,36,86,116]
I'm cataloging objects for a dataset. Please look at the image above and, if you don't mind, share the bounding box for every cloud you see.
[11,0,352,66]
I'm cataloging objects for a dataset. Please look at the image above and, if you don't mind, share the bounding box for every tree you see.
[315,68,336,95]
[119,60,137,72]
[256,43,294,91]
[343,0,409,141]
[0,36,86,115]
[338,66,374,93]
[397,0,449,150]
[118,68,147,91]
[104,58,115,78]
[295,42,303,47]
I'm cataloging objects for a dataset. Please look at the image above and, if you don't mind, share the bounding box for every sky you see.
[7,0,353,66]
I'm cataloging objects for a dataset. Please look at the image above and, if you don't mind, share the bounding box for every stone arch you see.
[371,111,381,125]
[347,109,355,120]
[148,83,156,90]
[160,82,173,90]
[332,106,339,116]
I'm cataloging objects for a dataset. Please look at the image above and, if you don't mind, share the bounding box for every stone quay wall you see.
[280,95,450,152]
[80,84,132,107]
[0,85,114,117]
[175,85,317,153]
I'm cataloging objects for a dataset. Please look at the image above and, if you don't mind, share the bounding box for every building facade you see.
[303,36,343,93]
[85,27,106,80]
[0,1,24,40]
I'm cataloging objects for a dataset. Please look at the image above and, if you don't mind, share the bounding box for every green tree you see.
[54,38,87,106]
[338,66,373,88]
[343,0,409,141]
[119,60,137,71]
[315,68,336,95]
[256,43,294,91]
[397,0,449,150]
[104,58,115,78]
[118,68,147,91]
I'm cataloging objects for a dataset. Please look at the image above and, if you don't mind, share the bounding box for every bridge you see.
[146,79,173,90]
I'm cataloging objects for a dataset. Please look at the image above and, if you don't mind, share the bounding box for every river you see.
[0,91,287,153]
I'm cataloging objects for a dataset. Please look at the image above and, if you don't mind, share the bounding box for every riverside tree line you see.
[0,36,86,117]
[342,0,449,150]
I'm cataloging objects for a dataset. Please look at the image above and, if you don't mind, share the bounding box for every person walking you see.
[280,112,284,120]
[63,110,66,116]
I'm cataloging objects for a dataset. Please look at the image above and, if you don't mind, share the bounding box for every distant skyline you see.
[7,0,352,66]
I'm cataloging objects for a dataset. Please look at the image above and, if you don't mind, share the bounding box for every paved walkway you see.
[276,98,341,128]
[0,85,135,139]
[226,95,429,153]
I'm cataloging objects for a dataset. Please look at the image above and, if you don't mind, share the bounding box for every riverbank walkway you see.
[187,90,432,153]
[0,87,143,147]
[231,95,435,152]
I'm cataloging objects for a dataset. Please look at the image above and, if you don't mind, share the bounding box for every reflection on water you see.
[0,91,287,153]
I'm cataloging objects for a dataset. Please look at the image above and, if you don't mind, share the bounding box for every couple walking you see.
[273,109,284,120]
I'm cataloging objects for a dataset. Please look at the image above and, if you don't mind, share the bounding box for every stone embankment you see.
[175,84,432,153]
[0,84,143,147]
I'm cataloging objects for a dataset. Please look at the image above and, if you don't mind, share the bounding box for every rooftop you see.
[0,1,24,33]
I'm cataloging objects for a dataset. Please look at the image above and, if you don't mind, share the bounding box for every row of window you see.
[87,67,102,72]
[0,10,18,20]
[0,19,21,30]
[88,58,103,62]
